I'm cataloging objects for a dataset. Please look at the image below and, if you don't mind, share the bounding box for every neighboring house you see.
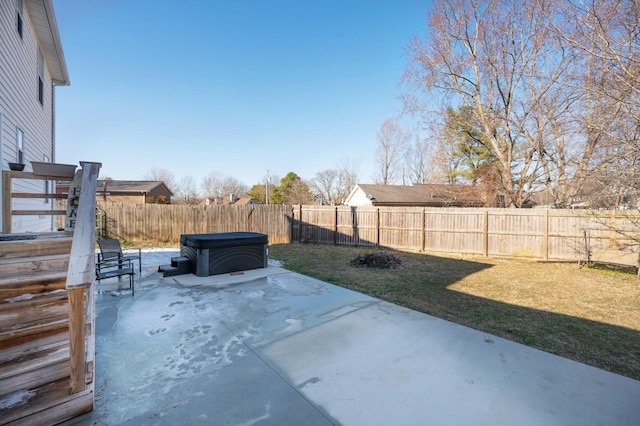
[200,194,255,206]
[57,180,174,204]
[0,0,70,232]
[344,183,485,207]
[228,197,255,206]
[95,180,173,204]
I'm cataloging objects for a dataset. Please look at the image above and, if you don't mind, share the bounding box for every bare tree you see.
[310,169,339,205]
[559,0,640,208]
[175,176,200,205]
[404,130,430,184]
[144,167,177,193]
[374,118,409,185]
[202,172,247,204]
[309,159,360,205]
[403,0,592,207]
[336,158,360,201]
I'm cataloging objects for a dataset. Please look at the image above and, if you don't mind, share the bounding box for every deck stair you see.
[0,234,79,425]
[158,256,193,277]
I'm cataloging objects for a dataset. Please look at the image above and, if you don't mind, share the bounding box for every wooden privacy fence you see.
[292,206,640,265]
[97,202,294,244]
[96,203,639,265]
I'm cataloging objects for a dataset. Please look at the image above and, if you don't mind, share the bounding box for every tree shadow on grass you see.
[269,243,640,381]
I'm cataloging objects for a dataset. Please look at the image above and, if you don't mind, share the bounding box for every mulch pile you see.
[349,252,402,269]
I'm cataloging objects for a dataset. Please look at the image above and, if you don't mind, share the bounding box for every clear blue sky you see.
[53,0,432,190]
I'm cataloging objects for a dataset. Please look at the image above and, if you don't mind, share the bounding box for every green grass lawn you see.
[269,243,640,381]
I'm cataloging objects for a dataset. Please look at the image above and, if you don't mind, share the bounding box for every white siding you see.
[344,186,374,207]
[1,0,57,232]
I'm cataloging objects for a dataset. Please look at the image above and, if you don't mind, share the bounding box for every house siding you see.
[147,186,172,203]
[105,194,146,204]
[345,186,374,207]
[1,0,57,232]
[103,187,173,204]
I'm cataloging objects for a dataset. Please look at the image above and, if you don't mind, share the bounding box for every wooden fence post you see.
[421,208,426,252]
[609,210,616,249]
[543,209,549,261]
[375,208,380,247]
[351,206,357,246]
[333,206,338,244]
[297,204,302,242]
[483,210,489,257]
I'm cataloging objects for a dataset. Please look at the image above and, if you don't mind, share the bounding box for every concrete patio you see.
[62,250,640,425]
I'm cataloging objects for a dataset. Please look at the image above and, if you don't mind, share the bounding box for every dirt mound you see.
[350,252,402,269]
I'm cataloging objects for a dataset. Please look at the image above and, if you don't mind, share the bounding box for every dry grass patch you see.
[269,243,640,381]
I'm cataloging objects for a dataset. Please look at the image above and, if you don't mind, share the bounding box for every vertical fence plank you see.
[420,208,426,251]
[483,210,489,257]
[376,207,380,247]
[543,209,549,261]
[333,206,338,244]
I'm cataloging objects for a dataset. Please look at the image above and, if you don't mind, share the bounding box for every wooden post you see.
[68,287,86,393]
[609,210,616,249]
[66,162,101,396]
[297,204,302,242]
[352,206,358,246]
[543,209,549,261]
[333,206,338,245]
[483,210,489,257]
[375,207,380,247]
[420,208,426,252]
[2,170,12,233]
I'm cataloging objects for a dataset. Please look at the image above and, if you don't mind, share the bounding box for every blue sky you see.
[53,0,432,191]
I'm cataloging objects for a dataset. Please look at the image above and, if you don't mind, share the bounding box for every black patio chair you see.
[96,257,135,296]
[97,238,141,274]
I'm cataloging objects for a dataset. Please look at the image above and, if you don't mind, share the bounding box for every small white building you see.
[345,183,485,207]
[0,0,70,232]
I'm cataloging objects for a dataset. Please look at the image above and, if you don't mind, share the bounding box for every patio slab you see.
[62,260,640,426]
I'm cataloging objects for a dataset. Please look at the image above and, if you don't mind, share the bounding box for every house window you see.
[37,49,44,104]
[16,0,23,39]
[17,128,24,164]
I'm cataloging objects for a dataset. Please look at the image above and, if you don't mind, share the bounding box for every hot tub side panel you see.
[206,244,267,276]
[180,233,268,277]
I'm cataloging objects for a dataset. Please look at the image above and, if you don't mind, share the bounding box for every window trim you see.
[38,78,44,104]
[17,128,24,164]
[16,0,23,39]
[37,49,44,105]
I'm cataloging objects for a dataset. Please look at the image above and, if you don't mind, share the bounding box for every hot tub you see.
[180,232,268,277]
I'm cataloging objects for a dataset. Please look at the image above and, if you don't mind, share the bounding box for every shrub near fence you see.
[96,202,639,266]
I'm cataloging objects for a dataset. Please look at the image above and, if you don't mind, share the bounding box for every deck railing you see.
[0,161,102,425]
[1,169,73,233]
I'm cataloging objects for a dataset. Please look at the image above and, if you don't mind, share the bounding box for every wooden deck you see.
[0,233,94,425]
[1,162,100,425]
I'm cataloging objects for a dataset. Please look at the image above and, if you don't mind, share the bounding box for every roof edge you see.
[27,0,70,85]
